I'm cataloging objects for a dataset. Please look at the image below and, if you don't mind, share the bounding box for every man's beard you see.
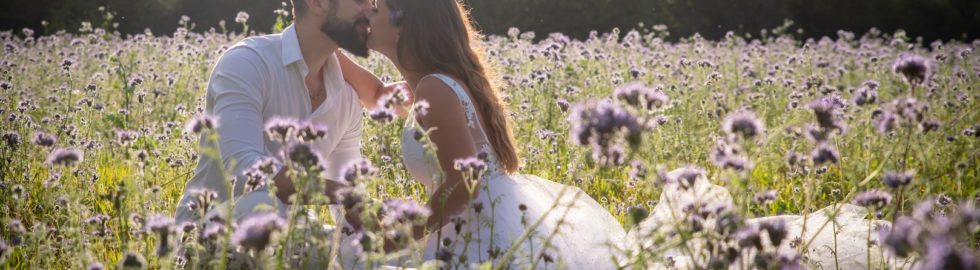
[321,17,370,58]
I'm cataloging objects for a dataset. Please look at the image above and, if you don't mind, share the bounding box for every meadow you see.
[0,13,977,269]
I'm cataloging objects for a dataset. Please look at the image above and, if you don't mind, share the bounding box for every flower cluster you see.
[568,99,643,166]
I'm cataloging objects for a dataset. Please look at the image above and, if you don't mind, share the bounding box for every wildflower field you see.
[0,14,978,269]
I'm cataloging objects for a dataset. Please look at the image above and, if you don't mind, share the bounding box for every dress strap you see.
[420,73,502,174]
[420,73,488,140]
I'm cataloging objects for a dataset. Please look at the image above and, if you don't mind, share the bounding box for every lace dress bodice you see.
[400,74,502,193]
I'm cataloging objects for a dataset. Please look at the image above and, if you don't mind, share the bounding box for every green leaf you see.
[104,113,125,129]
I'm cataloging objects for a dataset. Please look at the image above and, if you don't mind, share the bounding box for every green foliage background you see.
[2,0,979,41]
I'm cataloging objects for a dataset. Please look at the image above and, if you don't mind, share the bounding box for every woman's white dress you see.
[398,74,626,269]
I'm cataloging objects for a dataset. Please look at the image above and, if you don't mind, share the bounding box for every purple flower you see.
[810,143,839,165]
[760,219,787,246]
[115,130,139,145]
[145,214,176,256]
[709,137,752,171]
[878,216,920,258]
[381,199,431,226]
[286,142,321,169]
[921,119,941,133]
[568,99,643,165]
[3,131,20,148]
[736,226,762,249]
[32,132,56,147]
[46,148,83,166]
[264,117,299,142]
[369,107,395,123]
[337,187,365,211]
[232,212,286,252]
[189,188,218,213]
[556,99,570,112]
[413,100,430,117]
[892,54,931,86]
[754,190,777,205]
[200,221,228,242]
[872,111,899,134]
[295,122,328,142]
[808,96,846,132]
[722,110,764,138]
[919,235,976,270]
[629,160,647,180]
[454,156,488,180]
[234,11,249,24]
[853,86,878,106]
[892,97,927,123]
[882,170,914,188]
[184,114,216,134]
[614,82,669,111]
[853,189,893,209]
[341,158,378,183]
[660,166,705,188]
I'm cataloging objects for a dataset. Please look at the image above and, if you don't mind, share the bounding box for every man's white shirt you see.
[176,25,362,223]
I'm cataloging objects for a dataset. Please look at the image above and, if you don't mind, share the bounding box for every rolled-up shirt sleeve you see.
[207,47,282,196]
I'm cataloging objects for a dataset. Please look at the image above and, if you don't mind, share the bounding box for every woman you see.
[357,0,627,268]
[348,0,894,269]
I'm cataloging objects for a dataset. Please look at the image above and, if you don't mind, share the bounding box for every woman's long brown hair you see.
[388,0,519,173]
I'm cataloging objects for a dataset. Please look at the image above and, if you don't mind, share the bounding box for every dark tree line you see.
[1,0,978,42]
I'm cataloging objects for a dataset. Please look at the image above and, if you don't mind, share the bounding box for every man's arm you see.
[208,47,287,198]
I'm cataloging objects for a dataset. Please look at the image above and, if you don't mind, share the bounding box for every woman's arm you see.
[336,51,411,114]
[409,76,481,240]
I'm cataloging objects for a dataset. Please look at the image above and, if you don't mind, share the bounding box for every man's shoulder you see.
[220,33,285,65]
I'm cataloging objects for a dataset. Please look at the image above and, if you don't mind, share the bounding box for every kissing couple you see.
[176,0,624,267]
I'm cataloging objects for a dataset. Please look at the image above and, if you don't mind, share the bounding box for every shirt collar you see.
[281,24,304,67]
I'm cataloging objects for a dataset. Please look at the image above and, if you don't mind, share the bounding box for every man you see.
[175,0,391,224]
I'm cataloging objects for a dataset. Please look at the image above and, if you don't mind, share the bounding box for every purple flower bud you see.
[46,148,83,166]
[287,142,321,168]
[811,143,840,165]
[722,110,764,138]
[882,170,914,188]
[413,100,430,117]
[853,189,893,209]
[265,117,299,142]
[381,199,431,226]
[754,190,777,205]
[32,132,56,147]
[3,131,20,148]
[232,212,286,252]
[296,122,328,142]
[808,96,846,132]
[341,158,378,183]
[892,54,931,86]
[454,156,488,180]
[369,107,395,123]
[185,114,216,134]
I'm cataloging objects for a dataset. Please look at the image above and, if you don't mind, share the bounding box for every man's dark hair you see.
[292,0,339,18]
[292,0,308,18]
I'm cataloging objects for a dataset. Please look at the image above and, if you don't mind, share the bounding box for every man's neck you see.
[295,20,338,77]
